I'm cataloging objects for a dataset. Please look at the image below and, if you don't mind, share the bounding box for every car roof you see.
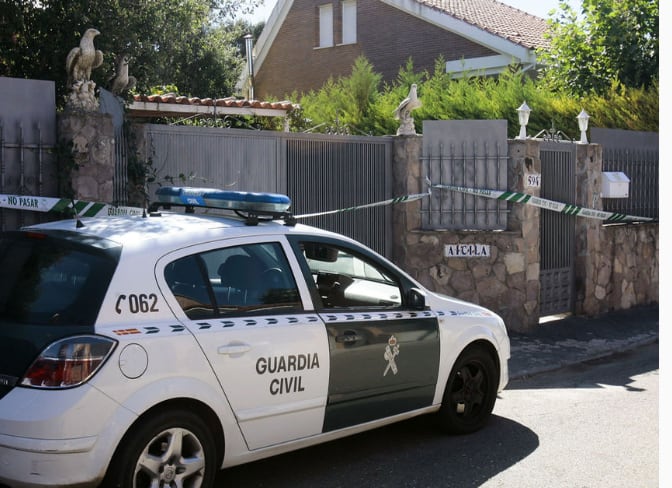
[22,211,338,254]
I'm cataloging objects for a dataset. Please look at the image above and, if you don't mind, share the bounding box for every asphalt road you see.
[217,343,659,487]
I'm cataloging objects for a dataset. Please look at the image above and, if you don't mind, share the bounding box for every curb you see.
[508,335,659,381]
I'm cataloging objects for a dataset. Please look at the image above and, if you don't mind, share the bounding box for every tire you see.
[438,346,498,435]
[102,409,218,488]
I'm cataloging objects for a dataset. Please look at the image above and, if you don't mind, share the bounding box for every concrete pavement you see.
[507,304,659,380]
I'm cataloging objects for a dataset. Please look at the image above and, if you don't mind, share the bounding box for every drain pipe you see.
[244,34,255,100]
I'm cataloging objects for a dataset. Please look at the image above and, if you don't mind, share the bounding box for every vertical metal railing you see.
[0,118,56,231]
[602,147,658,219]
[285,134,393,257]
[421,139,508,230]
[539,141,576,315]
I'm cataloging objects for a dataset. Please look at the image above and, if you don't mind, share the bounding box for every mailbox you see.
[601,172,630,198]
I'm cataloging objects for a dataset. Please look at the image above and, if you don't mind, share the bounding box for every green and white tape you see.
[294,192,431,219]
[431,184,655,222]
[0,194,145,217]
[1,185,655,224]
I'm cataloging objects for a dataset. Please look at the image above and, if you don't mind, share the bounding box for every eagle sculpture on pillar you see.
[393,84,421,136]
[109,54,137,95]
[66,28,104,87]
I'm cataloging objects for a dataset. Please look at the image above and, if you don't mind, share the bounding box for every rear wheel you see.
[438,346,498,434]
[103,409,217,488]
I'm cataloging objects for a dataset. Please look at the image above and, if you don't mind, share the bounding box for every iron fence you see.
[421,120,509,230]
[592,128,658,220]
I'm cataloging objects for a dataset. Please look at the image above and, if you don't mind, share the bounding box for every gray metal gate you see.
[141,126,393,257]
[0,78,58,232]
[285,133,393,257]
[539,141,577,316]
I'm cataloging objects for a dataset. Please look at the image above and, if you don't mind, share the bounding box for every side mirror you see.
[407,287,427,310]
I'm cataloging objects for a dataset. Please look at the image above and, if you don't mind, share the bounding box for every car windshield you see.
[0,231,120,326]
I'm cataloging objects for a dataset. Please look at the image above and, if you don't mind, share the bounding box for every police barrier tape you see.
[431,184,655,222]
[293,192,431,219]
[1,186,656,223]
[0,193,145,217]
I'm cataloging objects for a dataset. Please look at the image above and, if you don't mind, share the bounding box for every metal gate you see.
[0,78,58,232]
[142,126,393,257]
[285,134,393,257]
[539,141,577,316]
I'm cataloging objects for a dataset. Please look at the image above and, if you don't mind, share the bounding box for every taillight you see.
[21,335,117,389]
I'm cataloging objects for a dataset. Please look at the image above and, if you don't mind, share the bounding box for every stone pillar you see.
[507,139,542,329]
[391,135,423,266]
[58,112,115,203]
[574,143,603,315]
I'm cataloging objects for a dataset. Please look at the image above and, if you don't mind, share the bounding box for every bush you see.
[292,56,658,138]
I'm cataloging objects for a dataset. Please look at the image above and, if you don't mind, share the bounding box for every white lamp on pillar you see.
[577,109,590,144]
[516,102,531,139]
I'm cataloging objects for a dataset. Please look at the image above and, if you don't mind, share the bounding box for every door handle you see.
[218,343,251,355]
[335,331,361,343]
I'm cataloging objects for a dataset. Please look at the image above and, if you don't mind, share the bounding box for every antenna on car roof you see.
[69,198,85,228]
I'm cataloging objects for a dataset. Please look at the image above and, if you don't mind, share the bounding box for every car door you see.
[157,236,330,450]
[287,235,441,432]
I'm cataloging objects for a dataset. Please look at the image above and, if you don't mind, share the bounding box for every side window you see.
[341,0,357,45]
[164,255,212,319]
[318,4,334,48]
[164,242,302,319]
[301,242,402,309]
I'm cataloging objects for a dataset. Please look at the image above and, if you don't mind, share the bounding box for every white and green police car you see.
[0,188,510,488]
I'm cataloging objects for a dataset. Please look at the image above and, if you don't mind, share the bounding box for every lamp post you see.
[577,109,590,144]
[244,34,255,100]
[517,102,531,139]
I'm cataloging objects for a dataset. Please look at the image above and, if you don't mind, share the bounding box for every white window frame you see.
[318,4,334,48]
[341,0,357,45]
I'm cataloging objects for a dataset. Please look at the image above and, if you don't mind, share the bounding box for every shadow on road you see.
[218,414,538,487]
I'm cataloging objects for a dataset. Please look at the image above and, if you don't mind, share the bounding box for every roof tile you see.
[418,0,549,49]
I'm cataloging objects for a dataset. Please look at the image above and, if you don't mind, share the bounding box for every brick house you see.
[240,0,549,100]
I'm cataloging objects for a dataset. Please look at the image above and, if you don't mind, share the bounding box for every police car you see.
[0,188,510,488]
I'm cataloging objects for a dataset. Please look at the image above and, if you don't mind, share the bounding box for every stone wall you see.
[573,142,659,315]
[391,135,658,333]
[58,112,115,202]
[578,223,659,315]
[392,137,542,332]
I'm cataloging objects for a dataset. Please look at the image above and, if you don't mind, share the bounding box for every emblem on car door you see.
[383,335,400,376]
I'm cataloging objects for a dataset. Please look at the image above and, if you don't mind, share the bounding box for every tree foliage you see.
[0,0,262,105]
[295,57,658,137]
[538,0,658,96]
[294,56,383,135]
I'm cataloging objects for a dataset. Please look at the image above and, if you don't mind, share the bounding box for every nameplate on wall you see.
[444,244,491,258]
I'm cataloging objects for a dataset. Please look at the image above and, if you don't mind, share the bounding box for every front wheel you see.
[438,346,498,434]
[103,409,218,488]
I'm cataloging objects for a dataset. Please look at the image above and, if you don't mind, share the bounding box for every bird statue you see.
[394,84,422,135]
[109,54,137,96]
[65,28,104,88]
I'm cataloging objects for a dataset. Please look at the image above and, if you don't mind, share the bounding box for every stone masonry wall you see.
[58,112,115,203]
[391,135,658,332]
[573,143,659,315]
[392,137,542,332]
[578,224,659,314]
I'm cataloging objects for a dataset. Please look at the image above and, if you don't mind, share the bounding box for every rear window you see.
[0,231,121,326]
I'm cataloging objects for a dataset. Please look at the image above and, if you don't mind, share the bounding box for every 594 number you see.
[115,294,159,314]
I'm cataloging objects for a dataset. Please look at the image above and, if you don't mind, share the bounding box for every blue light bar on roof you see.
[155,187,292,213]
